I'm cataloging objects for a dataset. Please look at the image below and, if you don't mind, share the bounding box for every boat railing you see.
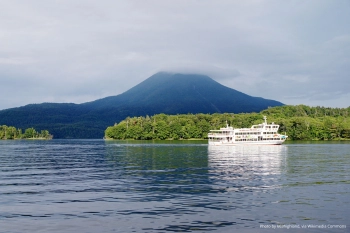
[208,132,233,136]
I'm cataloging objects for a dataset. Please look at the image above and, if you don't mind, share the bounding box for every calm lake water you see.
[0,140,349,233]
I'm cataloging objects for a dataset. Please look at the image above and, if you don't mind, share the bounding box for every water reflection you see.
[104,142,212,196]
[104,142,288,195]
[104,141,208,171]
[208,145,288,191]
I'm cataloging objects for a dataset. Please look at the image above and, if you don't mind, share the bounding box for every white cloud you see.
[0,0,349,110]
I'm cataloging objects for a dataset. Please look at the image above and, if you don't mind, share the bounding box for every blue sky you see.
[1,0,349,110]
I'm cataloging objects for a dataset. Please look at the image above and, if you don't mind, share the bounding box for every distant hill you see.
[0,72,283,138]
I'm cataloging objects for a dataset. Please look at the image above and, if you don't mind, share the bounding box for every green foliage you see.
[0,125,52,140]
[105,105,350,141]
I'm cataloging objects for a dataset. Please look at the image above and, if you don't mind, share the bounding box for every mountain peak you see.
[125,72,215,94]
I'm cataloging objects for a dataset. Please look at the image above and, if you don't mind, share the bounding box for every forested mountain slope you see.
[0,72,283,138]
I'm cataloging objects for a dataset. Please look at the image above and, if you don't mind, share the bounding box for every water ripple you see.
[0,140,349,232]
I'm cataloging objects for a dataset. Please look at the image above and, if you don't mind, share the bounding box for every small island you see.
[105,105,350,141]
[0,125,52,140]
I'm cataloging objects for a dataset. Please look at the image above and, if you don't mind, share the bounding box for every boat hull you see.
[208,140,286,146]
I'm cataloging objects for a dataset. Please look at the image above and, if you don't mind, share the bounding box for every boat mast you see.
[263,116,267,125]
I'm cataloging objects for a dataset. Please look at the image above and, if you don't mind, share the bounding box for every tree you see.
[105,122,127,139]
[154,120,170,140]
[24,128,37,138]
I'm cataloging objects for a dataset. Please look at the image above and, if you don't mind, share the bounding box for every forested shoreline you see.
[0,125,52,140]
[105,105,350,141]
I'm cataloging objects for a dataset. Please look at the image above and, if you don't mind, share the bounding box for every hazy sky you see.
[1,0,349,110]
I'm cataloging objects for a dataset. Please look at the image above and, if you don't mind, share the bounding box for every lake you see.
[0,140,349,232]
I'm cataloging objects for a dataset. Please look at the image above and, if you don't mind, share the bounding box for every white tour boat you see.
[208,116,288,145]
